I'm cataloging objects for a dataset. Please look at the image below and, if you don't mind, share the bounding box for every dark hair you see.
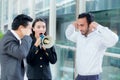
[12,14,33,30]
[32,18,46,36]
[32,18,45,28]
[78,13,94,25]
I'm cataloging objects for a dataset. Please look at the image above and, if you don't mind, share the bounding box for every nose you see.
[39,28,45,32]
[78,27,82,31]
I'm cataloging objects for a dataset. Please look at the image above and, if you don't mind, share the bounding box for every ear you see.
[18,25,26,33]
[18,25,23,30]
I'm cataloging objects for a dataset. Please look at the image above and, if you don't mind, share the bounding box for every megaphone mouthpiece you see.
[40,35,54,48]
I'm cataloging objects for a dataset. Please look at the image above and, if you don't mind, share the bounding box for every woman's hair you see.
[31,18,46,36]
[32,18,46,28]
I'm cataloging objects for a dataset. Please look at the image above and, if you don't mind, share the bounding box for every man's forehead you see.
[77,18,88,24]
[77,17,87,21]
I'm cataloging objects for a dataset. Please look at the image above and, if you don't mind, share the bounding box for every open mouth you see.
[39,33,43,35]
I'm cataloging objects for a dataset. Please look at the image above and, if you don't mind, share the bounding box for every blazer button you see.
[40,65,43,68]
[40,57,43,60]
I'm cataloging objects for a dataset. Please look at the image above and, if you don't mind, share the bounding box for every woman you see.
[26,18,57,80]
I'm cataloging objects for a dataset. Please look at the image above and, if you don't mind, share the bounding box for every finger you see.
[42,46,46,50]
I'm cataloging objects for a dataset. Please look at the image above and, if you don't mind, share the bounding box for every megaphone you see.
[40,34,54,48]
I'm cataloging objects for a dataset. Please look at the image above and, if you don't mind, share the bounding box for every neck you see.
[85,27,89,37]
[35,34,38,38]
[85,26,93,37]
[14,30,23,39]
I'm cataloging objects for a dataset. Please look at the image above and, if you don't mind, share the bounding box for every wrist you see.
[34,43,39,47]
[42,46,46,51]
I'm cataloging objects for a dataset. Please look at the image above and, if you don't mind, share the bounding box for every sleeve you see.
[4,36,32,60]
[65,24,79,43]
[43,46,57,64]
[26,44,39,65]
[95,24,119,47]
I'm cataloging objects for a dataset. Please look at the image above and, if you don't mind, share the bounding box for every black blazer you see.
[26,35,57,79]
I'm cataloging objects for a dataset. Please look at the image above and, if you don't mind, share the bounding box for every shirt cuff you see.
[95,24,104,33]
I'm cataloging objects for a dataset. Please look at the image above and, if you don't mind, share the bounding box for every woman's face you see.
[33,21,46,36]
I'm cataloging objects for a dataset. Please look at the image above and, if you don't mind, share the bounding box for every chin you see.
[81,33,85,35]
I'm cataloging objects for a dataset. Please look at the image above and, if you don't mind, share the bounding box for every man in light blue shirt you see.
[65,12,118,80]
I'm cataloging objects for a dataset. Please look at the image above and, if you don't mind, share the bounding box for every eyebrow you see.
[77,24,84,26]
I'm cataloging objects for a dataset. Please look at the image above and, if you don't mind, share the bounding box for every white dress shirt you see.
[65,24,118,75]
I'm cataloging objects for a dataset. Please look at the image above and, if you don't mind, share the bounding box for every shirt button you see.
[40,65,42,68]
[40,57,43,60]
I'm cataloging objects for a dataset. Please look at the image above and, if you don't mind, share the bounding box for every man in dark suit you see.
[0,14,33,80]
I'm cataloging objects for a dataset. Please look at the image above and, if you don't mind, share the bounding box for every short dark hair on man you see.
[78,13,94,25]
[12,14,33,30]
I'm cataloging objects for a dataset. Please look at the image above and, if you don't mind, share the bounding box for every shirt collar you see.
[10,30,21,44]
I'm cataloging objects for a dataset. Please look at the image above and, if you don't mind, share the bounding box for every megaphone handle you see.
[39,37,42,49]
[39,43,42,49]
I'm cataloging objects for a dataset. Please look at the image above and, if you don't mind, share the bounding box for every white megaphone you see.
[40,34,54,48]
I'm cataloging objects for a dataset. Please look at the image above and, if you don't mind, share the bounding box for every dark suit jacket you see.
[26,35,57,79]
[0,30,32,80]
